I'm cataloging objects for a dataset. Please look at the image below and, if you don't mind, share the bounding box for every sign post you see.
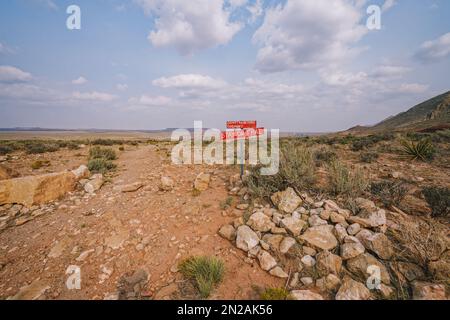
[222,121,264,178]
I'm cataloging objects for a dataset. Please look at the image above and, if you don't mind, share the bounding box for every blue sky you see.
[0,0,449,131]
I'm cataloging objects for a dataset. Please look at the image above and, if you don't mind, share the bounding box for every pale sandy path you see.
[0,145,281,300]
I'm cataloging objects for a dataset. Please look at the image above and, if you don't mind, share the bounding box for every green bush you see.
[314,146,337,166]
[87,158,116,174]
[422,187,449,217]
[246,143,315,199]
[89,146,117,161]
[31,160,51,170]
[327,160,368,196]
[179,256,224,299]
[25,142,59,154]
[370,180,408,207]
[260,287,291,300]
[0,145,14,155]
[400,139,435,161]
[360,151,379,163]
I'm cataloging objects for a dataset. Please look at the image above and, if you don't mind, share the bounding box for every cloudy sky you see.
[0,0,449,132]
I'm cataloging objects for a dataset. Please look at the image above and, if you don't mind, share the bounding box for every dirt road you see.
[0,145,281,300]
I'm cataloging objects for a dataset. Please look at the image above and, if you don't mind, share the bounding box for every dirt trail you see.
[0,145,281,300]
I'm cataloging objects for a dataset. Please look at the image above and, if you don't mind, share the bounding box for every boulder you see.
[359,233,394,260]
[330,212,347,225]
[262,234,284,252]
[290,290,324,300]
[271,188,302,214]
[218,224,236,241]
[0,171,77,206]
[236,225,259,252]
[316,274,341,292]
[71,165,90,180]
[340,242,365,260]
[346,253,391,285]
[348,209,386,228]
[279,237,297,254]
[300,225,338,251]
[334,224,348,243]
[335,276,371,300]
[412,281,447,300]
[269,266,289,278]
[84,174,104,194]
[316,251,342,277]
[194,172,211,191]
[281,216,307,236]
[247,212,275,232]
[257,250,277,271]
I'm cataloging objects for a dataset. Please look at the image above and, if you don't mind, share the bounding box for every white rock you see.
[236,225,259,252]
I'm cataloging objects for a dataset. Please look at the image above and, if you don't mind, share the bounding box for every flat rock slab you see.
[300,225,338,251]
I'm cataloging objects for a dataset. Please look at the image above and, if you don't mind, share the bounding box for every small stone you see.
[335,276,371,300]
[347,223,361,236]
[236,203,249,210]
[302,246,316,256]
[159,176,174,191]
[330,212,347,225]
[257,250,277,271]
[301,277,314,286]
[194,172,211,191]
[412,281,447,300]
[316,274,341,292]
[316,250,342,277]
[281,217,307,237]
[279,237,296,254]
[247,212,275,232]
[300,225,338,251]
[269,266,289,278]
[218,224,236,241]
[290,290,324,300]
[76,249,94,262]
[271,188,303,214]
[340,242,365,260]
[236,225,259,252]
[319,210,331,220]
[334,224,348,243]
[301,255,316,268]
[308,215,328,227]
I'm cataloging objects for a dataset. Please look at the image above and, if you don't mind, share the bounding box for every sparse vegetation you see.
[422,186,449,217]
[219,197,234,210]
[179,256,224,299]
[314,146,337,166]
[400,139,435,161]
[25,142,59,154]
[360,151,379,163]
[246,143,315,199]
[87,158,116,174]
[260,287,291,300]
[327,160,368,196]
[371,180,408,207]
[89,146,117,161]
[31,160,51,170]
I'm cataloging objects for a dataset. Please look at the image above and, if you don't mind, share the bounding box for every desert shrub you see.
[118,146,125,151]
[25,142,59,154]
[327,160,368,196]
[422,187,450,218]
[314,146,337,166]
[128,141,139,146]
[370,180,408,207]
[260,287,291,300]
[219,197,234,210]
[400,139,435,161]
[67,141,81,150]
[246,143,315,199]
[31,160,50,170]
[87,158,116,174]
[179,256,224,299]
[360,151,379,163]
[89,146,117,161]
[432,129,450,143]
[91,139,120,146]
[351,140,366,151]
[0,145,14,155]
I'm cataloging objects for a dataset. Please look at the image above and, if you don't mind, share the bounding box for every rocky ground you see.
[0,142,448,300]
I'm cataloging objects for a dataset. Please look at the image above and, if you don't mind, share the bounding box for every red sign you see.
[221,128,265,141]
[226,121,257,129]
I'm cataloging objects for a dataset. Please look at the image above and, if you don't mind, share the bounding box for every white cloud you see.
[136,0,242,55]
[128,94,172,107]
[415,32,450,63]
[0,66,32,83]
[370,65,411,78]
[33,0,58,10]
[381,0,397,12]
[253,0,367,73]
[116,83,129,91]
[247,0,264,23]
[72,91,118,102]
[153,74,227,90]
[72,76,87,85]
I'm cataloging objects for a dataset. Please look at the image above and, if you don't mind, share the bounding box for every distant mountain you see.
[349,91,450,133]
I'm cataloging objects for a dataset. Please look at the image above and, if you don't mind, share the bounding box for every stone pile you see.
[218,185,448,300]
